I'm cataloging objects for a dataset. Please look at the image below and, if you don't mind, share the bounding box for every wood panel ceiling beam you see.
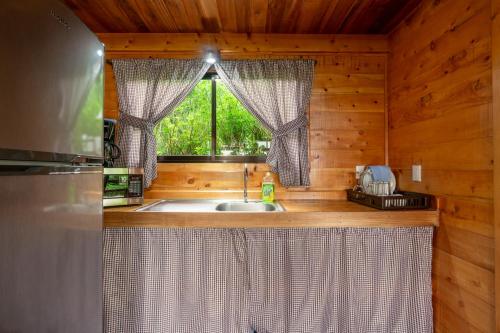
[98,33,389,55]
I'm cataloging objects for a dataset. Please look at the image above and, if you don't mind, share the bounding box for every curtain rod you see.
[106,59,318,65]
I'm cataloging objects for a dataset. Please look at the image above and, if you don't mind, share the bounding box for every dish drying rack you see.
[346,189,433,210]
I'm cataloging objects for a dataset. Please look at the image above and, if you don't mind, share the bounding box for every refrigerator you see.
[0,0,104,332]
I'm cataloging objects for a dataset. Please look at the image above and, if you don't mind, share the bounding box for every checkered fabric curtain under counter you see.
[104,227,433,333]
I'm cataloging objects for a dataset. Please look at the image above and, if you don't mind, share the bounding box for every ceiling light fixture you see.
[204,50,219,64]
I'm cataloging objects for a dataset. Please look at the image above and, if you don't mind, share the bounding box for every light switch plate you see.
[355,165,365,179]
[412,165,422,182]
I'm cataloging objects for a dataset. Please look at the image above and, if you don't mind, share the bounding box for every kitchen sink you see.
[136,199,284,212]
[215,201,283,212]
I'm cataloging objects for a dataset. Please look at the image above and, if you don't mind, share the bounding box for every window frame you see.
[156,72,268,164]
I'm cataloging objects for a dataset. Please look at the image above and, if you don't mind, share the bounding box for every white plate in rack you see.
[359,167,396,195]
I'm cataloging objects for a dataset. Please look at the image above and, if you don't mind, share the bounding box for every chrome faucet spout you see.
[243,163,248,203]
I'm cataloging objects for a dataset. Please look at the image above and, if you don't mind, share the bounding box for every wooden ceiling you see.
[64,0,421,34]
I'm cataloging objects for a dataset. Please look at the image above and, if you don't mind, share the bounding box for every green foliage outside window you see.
[154,78,271,157]
[155,80,212,156]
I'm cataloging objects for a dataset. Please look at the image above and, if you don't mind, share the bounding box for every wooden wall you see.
[388,0,495,331]
[493,0,500,329]
[99,33,387,199]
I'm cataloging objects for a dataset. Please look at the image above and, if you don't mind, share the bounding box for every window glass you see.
[215,79,271,156]
[155,80,211,156]
[155,77,271,161]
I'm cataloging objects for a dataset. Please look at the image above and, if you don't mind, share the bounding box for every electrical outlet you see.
[355,165,365,179]
[412,165,422,182]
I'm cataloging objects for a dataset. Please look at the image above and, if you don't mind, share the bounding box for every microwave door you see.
[103,168,144,207]
[103,173,129,206]
[104,174,129,196]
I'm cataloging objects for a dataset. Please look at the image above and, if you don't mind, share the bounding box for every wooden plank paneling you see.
[434,248,495,305]
[492,0,500,329]
[65,0,420,34]
[316,55,386,74]
[150,165,356,192]
[101,34,387,200]
[388,0,495,331]
[389,105,493,148]
[390,138,493,171]
[249,0,268,32]
[310,112,385,130]
[98,33,388,54]
[196,0,222,33]
[104,63,119,120]
[433,298,484,333]
[310,94,385,113]
[434,221,494,271]
[310,148,384,169]
[433,272,495,332]
[439,197,493,237]
[395,169,493,200]
[310,129,384,150]
[313,73,385,94]
[390,0,489,63]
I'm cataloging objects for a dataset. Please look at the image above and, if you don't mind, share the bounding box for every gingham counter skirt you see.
[104,227,433,333]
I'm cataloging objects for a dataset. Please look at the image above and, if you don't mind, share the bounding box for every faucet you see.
[243,163,248,203]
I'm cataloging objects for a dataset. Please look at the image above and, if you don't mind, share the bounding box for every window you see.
[155,73,271,162]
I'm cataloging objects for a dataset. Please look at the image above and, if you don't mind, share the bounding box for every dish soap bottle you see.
[262,172,275,203]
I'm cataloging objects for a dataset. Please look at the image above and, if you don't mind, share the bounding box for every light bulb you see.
[205,56,216,64]
[204,51,218,64]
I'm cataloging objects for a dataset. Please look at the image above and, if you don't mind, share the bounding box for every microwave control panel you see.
[128,175,143,197]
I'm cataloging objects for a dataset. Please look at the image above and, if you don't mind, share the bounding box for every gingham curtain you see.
[112,59,210,187]
[215,60,314,187]
[104,227,434,333]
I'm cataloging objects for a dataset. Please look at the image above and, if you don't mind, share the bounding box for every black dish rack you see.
[346,189,433,210]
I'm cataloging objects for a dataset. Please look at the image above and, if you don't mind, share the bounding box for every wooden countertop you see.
[104,199,439,228]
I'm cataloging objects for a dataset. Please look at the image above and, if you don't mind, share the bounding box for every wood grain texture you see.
[388,0,494,331]
[64,0,420,34]
[103,199,439,228]
[101,34,387,200]
[492,0,500,330]
[97,33,388,54]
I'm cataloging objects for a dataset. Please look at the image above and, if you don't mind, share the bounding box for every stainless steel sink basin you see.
[136,199,222,212]
[136,199,284,212]
[215,201,283,212]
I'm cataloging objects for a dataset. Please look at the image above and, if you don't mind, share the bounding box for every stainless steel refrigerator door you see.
[0,0,103,159]
[0,167,102,333]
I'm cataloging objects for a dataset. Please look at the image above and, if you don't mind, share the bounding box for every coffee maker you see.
[103,118,121,167]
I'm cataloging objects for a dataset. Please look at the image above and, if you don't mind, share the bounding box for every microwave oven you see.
[103,167,144,207]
